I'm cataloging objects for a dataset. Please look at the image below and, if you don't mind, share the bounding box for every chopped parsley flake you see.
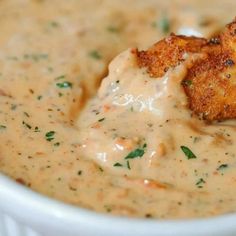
[89,50,102,60]
[34,126,40,132]
[113,162,123,167]
[217,164,228,171]
[47,67,54,73]
[23,53,48,62]
[182,79,192,87]
[45,131,55,141]
[159,16,170,34]
[22,121,32,129]
[56,81,73,88]
[50,21,60,28]
[55,75,66,80]
[98,118,105,122]
[11,104,17,110]
[107,26,119,33]
[0,125,6,130]
[196,178,206,188]
[54,142,60,147]
[125,144,147,160]
[127,161,131,170]
[23,112,30,117]
[193,137,201,143]
[180,146,197,159]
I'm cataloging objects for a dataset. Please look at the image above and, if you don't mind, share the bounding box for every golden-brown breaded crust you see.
[182,20,236,121]
[137,19,236,121]
[137,34,207,78]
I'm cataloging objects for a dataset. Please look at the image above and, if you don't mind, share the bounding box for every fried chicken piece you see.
[183,20,236,121]
[137,35,207,77]
[137,19,236,121]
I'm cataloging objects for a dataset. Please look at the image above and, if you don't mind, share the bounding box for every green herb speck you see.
[182,79,193,87]
[113,162,123,167]
[55,75,66,80]
[107,26,119,33]
[34,126,40,132]
[22,121,32,129]
[45,131,55,141]
[56,81,72,89]
[98,118,105,122]
[23,112,30,117]
[196,178,206,188]
[180,146,197,159]
[193,137,201,143]
[127,161,131,170]
[11,104,17,110]
[50,21,60,28]
[23,53,48,62]
[47,67,54,73]
[125,146,146,160]
[159,16,170,34]
[217,164,228,171]
[89,50,102,60]
[0,125,6,130]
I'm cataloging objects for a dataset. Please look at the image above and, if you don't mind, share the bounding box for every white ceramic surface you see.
[0,174,236,236]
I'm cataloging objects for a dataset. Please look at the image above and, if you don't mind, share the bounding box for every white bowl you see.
[0,173,235,236]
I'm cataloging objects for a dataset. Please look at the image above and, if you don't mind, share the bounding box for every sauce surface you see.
[0,0,236,219]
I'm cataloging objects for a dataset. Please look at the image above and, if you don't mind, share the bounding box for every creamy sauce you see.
[78,50,236,218]
[0,0,236,219]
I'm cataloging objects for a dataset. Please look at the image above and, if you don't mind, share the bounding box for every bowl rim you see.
[0,173,235,236]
